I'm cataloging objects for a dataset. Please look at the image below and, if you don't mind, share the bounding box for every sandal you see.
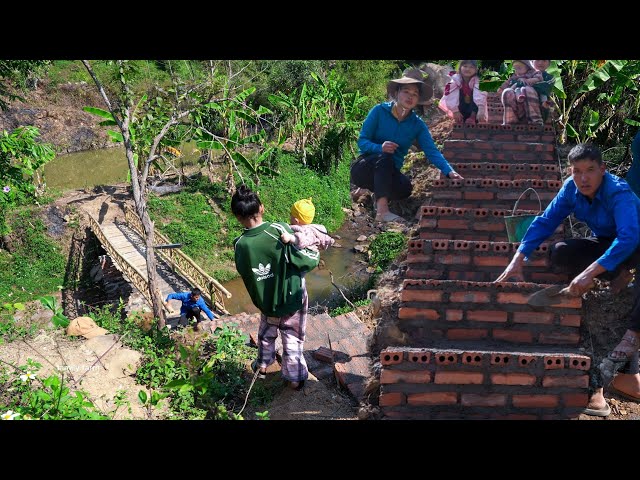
[608,330,640,363]
[375,212,404,223]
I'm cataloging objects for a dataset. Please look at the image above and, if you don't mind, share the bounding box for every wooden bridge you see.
[87,203,231,315]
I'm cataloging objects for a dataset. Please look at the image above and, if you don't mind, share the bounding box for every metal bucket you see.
[504,187,541,242]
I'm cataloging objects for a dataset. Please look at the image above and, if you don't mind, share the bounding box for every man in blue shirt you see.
[350,69,462,223]
[164,288,216,329]
[496,143,640,414]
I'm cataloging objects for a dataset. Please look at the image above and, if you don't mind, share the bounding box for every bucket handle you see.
[512,187,542,216]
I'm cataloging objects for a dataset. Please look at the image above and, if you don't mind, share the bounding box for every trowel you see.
[527,284,574,307]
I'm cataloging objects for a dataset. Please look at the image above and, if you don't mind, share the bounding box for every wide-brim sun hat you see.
[387,68,433,105]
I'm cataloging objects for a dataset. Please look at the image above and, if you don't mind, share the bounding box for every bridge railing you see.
[86,213,153,305]
[124,204,231,314]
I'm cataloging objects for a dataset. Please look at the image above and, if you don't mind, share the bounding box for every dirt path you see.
[0,326,159,419]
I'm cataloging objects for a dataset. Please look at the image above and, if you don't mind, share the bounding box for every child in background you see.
[498,60,542,102]
[280,198,335,251]
[438,60,488,125]
[531,60,555,109]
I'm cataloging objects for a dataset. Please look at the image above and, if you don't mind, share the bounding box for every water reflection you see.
[44,144,201,190]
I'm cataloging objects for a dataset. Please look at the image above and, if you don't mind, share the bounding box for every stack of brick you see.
[379,92,590,419]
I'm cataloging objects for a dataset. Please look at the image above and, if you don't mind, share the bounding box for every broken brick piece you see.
[313,346,335,363]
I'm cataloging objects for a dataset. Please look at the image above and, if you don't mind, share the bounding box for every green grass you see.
[0,208,66,304]
[250,153,351,232]
[368,231,406,271]
[45,60,208,92]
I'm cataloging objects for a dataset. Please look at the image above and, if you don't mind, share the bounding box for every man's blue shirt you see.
[165,292,215,320]
[519,172,640,271]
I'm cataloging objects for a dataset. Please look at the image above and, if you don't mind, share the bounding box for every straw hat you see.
[387,68,433,105]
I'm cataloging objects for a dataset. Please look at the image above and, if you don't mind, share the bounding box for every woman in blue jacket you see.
[351,69,463,222]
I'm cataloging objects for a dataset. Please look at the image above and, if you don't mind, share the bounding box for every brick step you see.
[443,140,555,163]
[406,239,568,284]
[442,163,561,181]
[398,279,582,346]
[449,122,555,142]
[378,346,589,419]
[486,92,502,103]
[417,206,564,242]
[430,178,561,209]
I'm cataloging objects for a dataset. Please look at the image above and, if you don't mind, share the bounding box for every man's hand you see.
[567,271,596,296]
[448,171,464,180]
[280,232,296,244]
[381,141,399,154]
[495,252,526,283]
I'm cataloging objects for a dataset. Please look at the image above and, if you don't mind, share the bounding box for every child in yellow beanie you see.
[280,198,335,251]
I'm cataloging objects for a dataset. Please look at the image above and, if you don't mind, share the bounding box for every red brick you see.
[401,290,443,302]
[474,223,506,231]
[380,350,403,365]
[542,375,589,388]
[434,371,484,384]
[398,307,440,321]
[467,310,508,323]
[464,191,495,200]
[446,309,464,321]
[379,392,405,406]
[496,292,531,304]
[493,329,534,343]
[503,143,529,151]
[491,373,537,385]
[406,253,433,264]
[312,346,335,363]
[438,219,469,229]
[568,357,590,370]
[560,314,582,327]
[512,312,554,324]
[407,351,431,363]
[543,356,565,369]
[473,256,509,267]
[461,394,506,407]
[539,332,580,344]
[435,253,471,265]
[420,219,438,228]
[380,370,432,384]
[447,329,488,340]
[450,291,491,303]
[562,393,589,407]
[407,392,458,405]
[513,395,559,408]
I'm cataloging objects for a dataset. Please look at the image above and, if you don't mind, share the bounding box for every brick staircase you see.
[379,93,591,419]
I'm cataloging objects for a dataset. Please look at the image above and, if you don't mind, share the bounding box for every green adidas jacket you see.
[234,222,320,317]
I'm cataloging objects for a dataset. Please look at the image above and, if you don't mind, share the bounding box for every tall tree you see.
[82,60,197,327]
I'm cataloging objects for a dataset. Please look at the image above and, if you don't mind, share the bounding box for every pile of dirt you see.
[0,79,112,154]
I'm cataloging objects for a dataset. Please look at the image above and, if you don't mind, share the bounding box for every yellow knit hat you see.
[291,198,315,225]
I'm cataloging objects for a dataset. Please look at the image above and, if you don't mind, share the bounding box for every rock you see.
[333,243,342,248]
[354,244,368,253]
[356,235,368,242]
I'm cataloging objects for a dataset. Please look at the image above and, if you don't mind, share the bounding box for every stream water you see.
[46,147,370,314]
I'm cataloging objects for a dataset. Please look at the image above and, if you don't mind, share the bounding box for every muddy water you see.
[44,144,202,190]
[222,224,370,315]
